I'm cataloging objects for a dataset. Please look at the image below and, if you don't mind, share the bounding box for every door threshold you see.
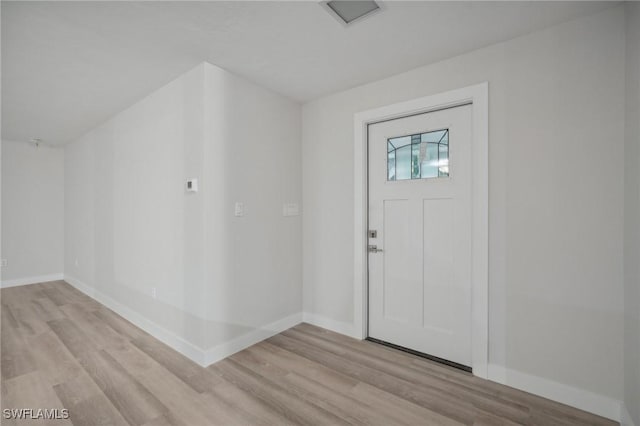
[366,337,472,373]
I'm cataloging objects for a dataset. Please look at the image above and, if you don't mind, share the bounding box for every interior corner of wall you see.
[621,401,638,426]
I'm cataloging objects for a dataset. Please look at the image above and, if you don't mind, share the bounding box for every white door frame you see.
[353,82,489,378]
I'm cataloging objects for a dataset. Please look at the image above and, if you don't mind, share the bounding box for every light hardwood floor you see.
[1,281,617,426]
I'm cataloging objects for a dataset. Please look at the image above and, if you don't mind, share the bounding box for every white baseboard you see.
[65,275,209,365]
[44,280,631,423]
[64,274,302,367]
[487,363,621,422]
[621,402,637,426]
[487,363,508,383]
[203,312,302,366]
[1,273,65,288]
[302,312,359,339]
[295,317,626,423]
[302,318,618,421]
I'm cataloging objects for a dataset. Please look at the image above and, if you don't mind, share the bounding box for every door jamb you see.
[353,82,489,378]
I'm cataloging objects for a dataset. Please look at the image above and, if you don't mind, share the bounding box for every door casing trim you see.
[353,82,489,378]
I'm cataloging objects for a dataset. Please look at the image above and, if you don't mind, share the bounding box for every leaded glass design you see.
[387,129,449,181]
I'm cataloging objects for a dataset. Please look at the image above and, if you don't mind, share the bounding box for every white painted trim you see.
[621,403,636,426]
[488,363,622,422]
[65,275,209,365]
[64,275,302,367]
[303,312,359,339]
[1,273,64,288]
[353,82,489,378]
[487,363,508,384]
[203,312,302,366]
[25,276,626,423]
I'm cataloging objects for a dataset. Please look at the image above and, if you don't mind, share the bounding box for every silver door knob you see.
[368,245,383,253]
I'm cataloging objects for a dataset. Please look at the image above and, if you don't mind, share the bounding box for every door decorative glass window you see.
[387,129,449,181]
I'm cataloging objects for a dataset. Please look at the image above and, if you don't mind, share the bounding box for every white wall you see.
[1,140,64,285]
[201,64,303,350]
[65,62,302,363]
[624,2,640,425]
[6,3,633,420]
[302,4,625,413]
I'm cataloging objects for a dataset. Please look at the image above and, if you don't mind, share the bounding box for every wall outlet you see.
[186,178,198,193]
[151,287,157,299]
[1,259,7,268]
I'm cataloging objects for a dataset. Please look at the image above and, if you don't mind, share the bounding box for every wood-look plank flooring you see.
[1,281,618,426]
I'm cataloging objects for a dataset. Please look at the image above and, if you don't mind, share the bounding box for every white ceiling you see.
[2,1,617,145]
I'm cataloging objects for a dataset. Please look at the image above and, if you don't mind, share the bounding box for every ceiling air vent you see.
[323,1,381,26]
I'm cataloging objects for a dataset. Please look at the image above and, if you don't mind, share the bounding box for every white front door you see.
[368,104,473,368]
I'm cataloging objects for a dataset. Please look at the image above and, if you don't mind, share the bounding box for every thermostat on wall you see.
[186,178,198,193]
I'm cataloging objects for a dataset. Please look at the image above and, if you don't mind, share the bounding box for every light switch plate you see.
[283,203,300,217]
[234,202,245,217]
